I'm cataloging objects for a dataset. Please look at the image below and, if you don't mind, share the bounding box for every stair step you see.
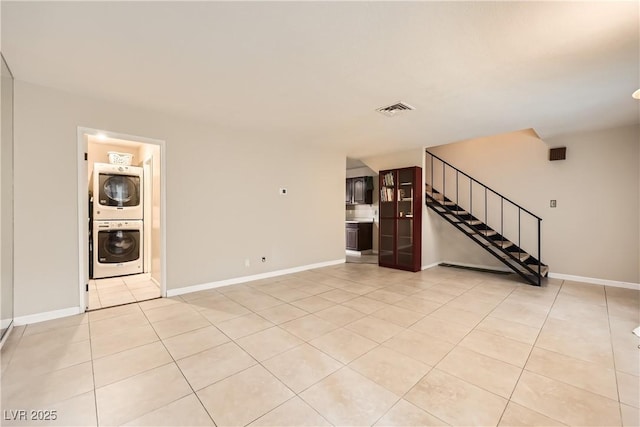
[483,240,514,250]
[428,195,456,206]
[540,265,549,276]
[444,214,462,223]
[500,252,530,262]
[426,177,546,286]
[516,264,549,278]
[472,230,498,237]
[493,240,513,249]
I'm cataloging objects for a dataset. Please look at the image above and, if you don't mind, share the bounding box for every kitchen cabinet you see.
[345,222,373,251]
[346,176,373,205]
[378,166,422,272]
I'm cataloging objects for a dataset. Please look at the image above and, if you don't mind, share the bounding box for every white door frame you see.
[143,157,153,274]
[76,127,167,311]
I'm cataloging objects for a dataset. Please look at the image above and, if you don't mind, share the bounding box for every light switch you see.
[550,200,557,208]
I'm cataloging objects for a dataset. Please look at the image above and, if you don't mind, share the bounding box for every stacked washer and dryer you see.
[90,162,144,279]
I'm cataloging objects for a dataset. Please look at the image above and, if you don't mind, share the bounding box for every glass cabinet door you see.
[397,168,414,219]
[378,166,422,271]
[396,219,414,267]
[379,219,395,265]
[380,170,396,218]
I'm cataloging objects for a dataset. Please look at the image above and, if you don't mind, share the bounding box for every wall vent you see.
[376,102,415,117]
[549,147,567,161]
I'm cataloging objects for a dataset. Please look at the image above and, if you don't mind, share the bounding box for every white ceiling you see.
[3,1,639,158]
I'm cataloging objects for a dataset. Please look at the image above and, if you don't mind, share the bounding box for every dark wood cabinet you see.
[346,222,373,251]
[352,177,366,203]
[378,166,422,272]
[346,177,373,205]
[346,179,352,203]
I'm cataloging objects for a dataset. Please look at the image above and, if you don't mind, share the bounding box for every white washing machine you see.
[92,163,143,220]
[92,220,143,279]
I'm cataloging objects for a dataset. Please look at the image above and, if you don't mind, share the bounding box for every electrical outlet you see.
[244,259,250,267]
[550,200,557,208]
[261,257,267,262]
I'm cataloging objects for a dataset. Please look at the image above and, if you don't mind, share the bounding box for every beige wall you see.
[429,126,640,283]
[13,81,345,317]
[139,143,162,283]
[1,56,14,331]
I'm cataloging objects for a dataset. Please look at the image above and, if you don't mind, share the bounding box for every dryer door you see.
[98,174,141,207]
[97,229,140,263]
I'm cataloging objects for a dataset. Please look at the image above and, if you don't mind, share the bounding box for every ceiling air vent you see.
[376,101,415,117]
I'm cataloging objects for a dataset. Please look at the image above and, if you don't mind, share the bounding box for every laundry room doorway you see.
[77,128,166,311]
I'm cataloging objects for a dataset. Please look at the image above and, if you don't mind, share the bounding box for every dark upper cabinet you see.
[346,176,373,205]
[346,179,352,203]
[352,178,366,204]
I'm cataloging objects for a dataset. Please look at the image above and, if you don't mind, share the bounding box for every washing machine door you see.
[98,229,140,263]
[98,173,141,207]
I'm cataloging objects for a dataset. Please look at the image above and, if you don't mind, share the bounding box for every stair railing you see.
[426,150,543,285]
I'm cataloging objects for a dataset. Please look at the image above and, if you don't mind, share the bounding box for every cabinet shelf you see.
[377,166,422,272]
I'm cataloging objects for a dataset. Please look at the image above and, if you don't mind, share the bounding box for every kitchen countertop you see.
[345,220,375,224]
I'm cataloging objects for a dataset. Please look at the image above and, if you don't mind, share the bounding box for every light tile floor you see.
[1,264,639,426]
[346,253,378,264]
[88,273,161,310]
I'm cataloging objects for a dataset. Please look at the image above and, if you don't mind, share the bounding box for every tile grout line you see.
[604,285,625,424]
[509,286,626,413]
[141,290,335,426]
[87,317,100,427]
[361,272,482,425]
[6,266,631,427]
[495,279,565,427]
[135,303,218,427]
[369,277,523,427]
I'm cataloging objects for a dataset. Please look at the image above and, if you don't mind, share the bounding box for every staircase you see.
[425,150,548,286]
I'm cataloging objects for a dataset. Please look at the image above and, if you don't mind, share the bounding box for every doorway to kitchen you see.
[77,128,166,311]
[346,158,378,265]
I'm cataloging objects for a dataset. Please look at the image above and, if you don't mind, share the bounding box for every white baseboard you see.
[548,272,640,291]
[14,306,83,326]
[167,259,346,297]
[421,262,441,271]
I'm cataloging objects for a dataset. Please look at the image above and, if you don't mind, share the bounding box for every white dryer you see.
[92,220,143,279]
[92,163,143,220]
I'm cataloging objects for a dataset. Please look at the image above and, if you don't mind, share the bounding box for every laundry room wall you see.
[12,81,345,319]
[139,143,162,285]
